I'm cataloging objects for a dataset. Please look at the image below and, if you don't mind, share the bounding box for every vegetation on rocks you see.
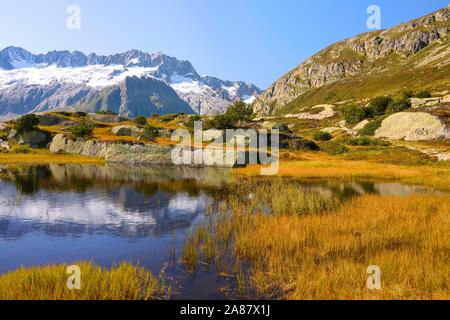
[70,122,94,139]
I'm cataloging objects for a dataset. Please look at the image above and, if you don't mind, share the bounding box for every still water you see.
[0,164,434,299]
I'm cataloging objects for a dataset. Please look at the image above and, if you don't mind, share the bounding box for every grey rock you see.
[19,131,48,147]
[111,125,143,137]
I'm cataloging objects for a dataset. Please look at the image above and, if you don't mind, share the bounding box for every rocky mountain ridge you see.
[0,47,261,119]
[254,8,450,115]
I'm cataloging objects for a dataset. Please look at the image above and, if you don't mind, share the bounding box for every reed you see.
[0,262,170,300]
[183,177,450,300]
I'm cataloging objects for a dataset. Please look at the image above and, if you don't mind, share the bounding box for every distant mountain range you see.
[254,7,450,115]
[0,47,261,119]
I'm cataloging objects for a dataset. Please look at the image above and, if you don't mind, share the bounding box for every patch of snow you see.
[243,95,256,104]
[170,73,210,94]
[0,65,159,89]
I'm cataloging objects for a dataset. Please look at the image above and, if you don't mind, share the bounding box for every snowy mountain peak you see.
[0,47,262,117]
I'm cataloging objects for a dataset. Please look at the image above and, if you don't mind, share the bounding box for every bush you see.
[14,114,39,133]
[185,115,201,130]
[359,116,387,136]
[208,101,254,130]
[12,145,31,154]
[339,106,366,125]
[140,124,159,141]
[400,90,414,100]
[96,110,117,115]
[70,122,94,139]
[366,96,393,116]
[345,137,390,147]
[416,90,431,98]
[386,99,411,114]
[313,131,332,141]
[133,116,148,127]
[322,141,348,155]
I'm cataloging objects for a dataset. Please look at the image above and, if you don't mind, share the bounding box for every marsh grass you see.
[183,177,450,300]
[0,262,170,300]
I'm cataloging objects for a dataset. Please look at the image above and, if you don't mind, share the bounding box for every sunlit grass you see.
[0,262,170,300]
[183,177,450,300]
[0,149,104,165]
[235,151,450,191]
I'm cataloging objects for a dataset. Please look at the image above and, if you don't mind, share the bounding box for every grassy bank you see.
[0,150,104,165]
[0,262,169,300]
[183,178,450,299]
[234,151,450,191]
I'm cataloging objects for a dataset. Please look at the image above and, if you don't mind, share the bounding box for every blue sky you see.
[0,0,447,88]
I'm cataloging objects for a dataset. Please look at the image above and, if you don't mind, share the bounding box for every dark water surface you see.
[0,164,435,299]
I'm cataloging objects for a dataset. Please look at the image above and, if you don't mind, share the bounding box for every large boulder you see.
[0,139,9,150]
[111,125,143,137]
[19,131,48,147]
[0,123,8,131]
[375,112,450,141]
[88,114,128,123]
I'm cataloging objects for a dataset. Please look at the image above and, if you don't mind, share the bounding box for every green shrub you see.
[339,105,366,124]
[208,101,254,130]
[313,131,332,141]
[321,141,348,155]
[366,96,393,116]
[12,145,31,154]
[345,137,390,147]
[96,110,117,115]
[400,90,414,100]
[359,116,387,136]
[70,122,94,139]
[386,99,411,114]
[185,115,201,129]
[140,124,159,141]
[14,114,39,133]
[133,116,148,126]
[416,90,431,98]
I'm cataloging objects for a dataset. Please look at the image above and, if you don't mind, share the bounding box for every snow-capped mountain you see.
[0,47,261,119]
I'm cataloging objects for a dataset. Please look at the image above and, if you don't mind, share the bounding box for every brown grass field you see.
[183,178,450,300]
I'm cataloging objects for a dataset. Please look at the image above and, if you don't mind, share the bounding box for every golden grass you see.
[0,262,170,300]
[234,151,450,191]
[0,151,104,165]
[184,187,450,300]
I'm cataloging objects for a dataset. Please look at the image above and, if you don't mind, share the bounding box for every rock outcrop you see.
[111,125,143,137]
[375,112,450,141]
[254,8,450,115]
[50,134,173,164]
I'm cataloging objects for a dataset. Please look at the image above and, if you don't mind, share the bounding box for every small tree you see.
[185,115,201,130]
[313,131,332,141]
[140,124,159,141]
[386,99,411,114]
[70,122,93,139]
[366,97,393,116]
[416,90,431,99]
[133,116,148,127]
[14,114,39,133]
[339,105,366,124]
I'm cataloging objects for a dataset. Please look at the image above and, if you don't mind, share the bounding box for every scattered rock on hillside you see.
[112,125,143,137]
[0,139,9,149]
[87,114,128,123]
[285,104,336,120]
[375,112,450,141]
[353,119,370,131]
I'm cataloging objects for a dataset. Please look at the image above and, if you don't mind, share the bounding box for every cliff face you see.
[254,8,450,115]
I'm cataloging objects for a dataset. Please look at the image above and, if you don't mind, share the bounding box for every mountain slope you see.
[254,8,450,115]
[0,48,261,119]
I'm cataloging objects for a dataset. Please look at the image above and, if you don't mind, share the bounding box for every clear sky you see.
[0,0,448,88]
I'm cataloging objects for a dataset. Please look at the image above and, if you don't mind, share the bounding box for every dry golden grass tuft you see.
[0,262,170,300]
[183,178,450,300]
